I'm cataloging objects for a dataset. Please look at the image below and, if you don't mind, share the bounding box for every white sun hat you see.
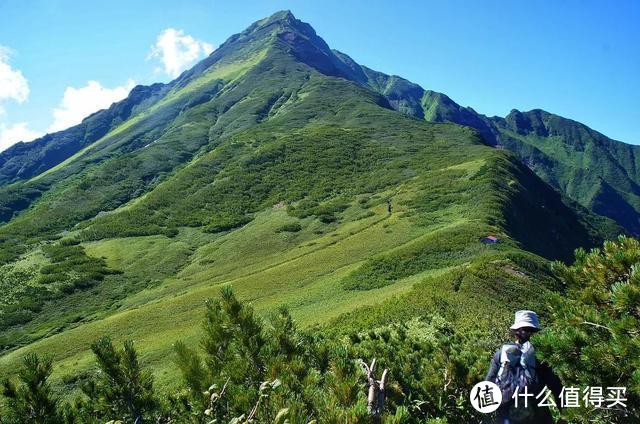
[510,310,542,331]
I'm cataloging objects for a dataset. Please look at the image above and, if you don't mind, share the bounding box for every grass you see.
[83,235,195,283]
[0,121,529,388]
[415,90,635,235]
[0,199,460,393]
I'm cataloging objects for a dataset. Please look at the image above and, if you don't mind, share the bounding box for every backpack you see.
[495,342,538,406]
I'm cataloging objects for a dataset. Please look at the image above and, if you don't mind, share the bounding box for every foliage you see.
[341,222,491,290]
[535,236,640,423]
[0,286,502,422]
[171,286,369,423]
[0,7,612,356]
[415,89,637,235]
[1,353,61,423]
[274,222,302,233]
[345,316,489,422]
[37,244,116,291]
[204,213,253,233]
[0,242,118,348]
[1,256,635,424]
[73,337,159,423]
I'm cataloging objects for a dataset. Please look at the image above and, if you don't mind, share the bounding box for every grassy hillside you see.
[0,145,584,393]
[401,87,640,235]
[325,48,640,235]
[492,109,640,234]
[0,10,621,411]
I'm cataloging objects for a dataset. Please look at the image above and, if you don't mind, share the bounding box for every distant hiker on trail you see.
[484,310,564,424]
[387,199,392,214]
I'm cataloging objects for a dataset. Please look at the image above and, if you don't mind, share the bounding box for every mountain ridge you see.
[414,91,640,233]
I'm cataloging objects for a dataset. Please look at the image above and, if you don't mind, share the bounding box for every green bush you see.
[204,214,252,233]
[536,236,640,423]
[275,222,302,233]
[1,353,61,423]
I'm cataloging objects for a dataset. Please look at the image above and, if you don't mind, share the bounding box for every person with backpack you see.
[485,310,564,423]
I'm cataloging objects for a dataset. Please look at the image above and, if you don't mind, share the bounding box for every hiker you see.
[387,199,392,214]
[484,310,564,423]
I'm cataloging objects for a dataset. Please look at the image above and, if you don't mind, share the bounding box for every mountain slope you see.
[0,11,620,395]
[0,83,169,186]
[491,108,640,234]
[350,73,640,234]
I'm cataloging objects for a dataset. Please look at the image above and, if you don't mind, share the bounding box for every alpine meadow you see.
[0,10,638,424]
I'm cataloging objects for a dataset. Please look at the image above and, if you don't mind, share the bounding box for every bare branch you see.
[362,358,389,421]
[380,368,389,391]
[580,321,614,334]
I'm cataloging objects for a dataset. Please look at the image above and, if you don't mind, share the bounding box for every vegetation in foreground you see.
[2,237,638,423]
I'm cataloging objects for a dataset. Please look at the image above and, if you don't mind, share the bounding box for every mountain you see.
[343,76,640,234]
[0,10,620,395]
[3,19,635,238]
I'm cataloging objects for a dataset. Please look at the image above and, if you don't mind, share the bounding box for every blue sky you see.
[0,0,638,151]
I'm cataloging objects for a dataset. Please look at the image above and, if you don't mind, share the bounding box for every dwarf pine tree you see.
[1,353,61,424]
[536,235,640,423]
[79,337,158,423]
[172,286,369,423]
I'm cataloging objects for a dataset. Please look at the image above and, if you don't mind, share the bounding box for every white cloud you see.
[149,28,214,78]
[48,79,136,132]
[0,45,139,151]
[0,45,29,107]
[0,122,42,152]
[0,46,36,152]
